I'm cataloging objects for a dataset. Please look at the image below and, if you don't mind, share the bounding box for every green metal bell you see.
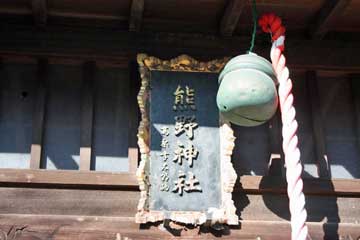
[217,53,278,127]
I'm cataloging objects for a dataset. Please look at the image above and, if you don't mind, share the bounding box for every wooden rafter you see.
[220,0,245,36]
[129,0,144,32]
[31,0,47,27]
[310,0,351,39]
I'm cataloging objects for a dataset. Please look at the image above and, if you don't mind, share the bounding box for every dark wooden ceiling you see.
[0,0,359,39]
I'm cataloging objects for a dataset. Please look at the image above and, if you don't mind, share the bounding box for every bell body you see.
[217,53,278,126]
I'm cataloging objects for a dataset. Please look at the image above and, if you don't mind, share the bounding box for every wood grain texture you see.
[80,61,95,171]
[129,0,144,32]
[220,0,245,36]
[30,58,48,169]
[306,71,331,178]
[310,0,351,39]
[0,190,358,222]
[0,213,359,239]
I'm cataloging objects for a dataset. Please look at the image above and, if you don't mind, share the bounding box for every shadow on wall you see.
[259,172,340,239]
[0,63,131,172]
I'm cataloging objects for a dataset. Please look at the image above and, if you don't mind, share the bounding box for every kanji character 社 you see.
[172,171,186,196]
[185,172,202,192]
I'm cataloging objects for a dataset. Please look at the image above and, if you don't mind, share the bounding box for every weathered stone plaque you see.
[136,54,238,226]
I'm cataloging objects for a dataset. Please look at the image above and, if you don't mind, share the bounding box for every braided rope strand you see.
[259,13,309,240]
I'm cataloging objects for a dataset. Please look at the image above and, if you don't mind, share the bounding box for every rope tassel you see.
[259,13,310,240]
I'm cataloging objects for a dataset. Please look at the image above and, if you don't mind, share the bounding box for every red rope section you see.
[259,13,310,240]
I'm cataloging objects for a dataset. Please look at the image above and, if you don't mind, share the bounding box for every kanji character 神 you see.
[183,143,199,167]
[173,142,185,165]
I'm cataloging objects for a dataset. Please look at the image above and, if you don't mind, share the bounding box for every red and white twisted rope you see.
[259,14,309,240]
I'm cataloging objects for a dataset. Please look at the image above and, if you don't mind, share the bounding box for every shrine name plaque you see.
[136,54,238,226]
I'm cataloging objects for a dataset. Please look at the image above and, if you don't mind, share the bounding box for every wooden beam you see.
[0,215,359,240]
[239,175,360,196]
[350,74,360,152]
[31,0,47,27]
[220,0,245,36]
[310,0,351,39]
[0,169,138,188]
[306,71,331,178]
[30,58,48,169]
[80,61,96,171]
[0,26,359,72]
[267,109,285,177]
[129,0,144,32]
[0,169,359,196]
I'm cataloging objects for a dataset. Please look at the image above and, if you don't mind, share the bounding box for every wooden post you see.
[128,62,140,173]
[350,74,360,153]
[306,71,331,178]
[268,109,285,177]
[80,61,96,171]
[30,58,48,169]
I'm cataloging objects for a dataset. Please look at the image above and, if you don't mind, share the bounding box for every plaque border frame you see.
[135,53,238,225]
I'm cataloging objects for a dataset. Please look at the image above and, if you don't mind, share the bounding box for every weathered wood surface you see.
[0,26,359,72]
[0,169,359,195]
[0,187,359,224]
[0,214,358,240]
